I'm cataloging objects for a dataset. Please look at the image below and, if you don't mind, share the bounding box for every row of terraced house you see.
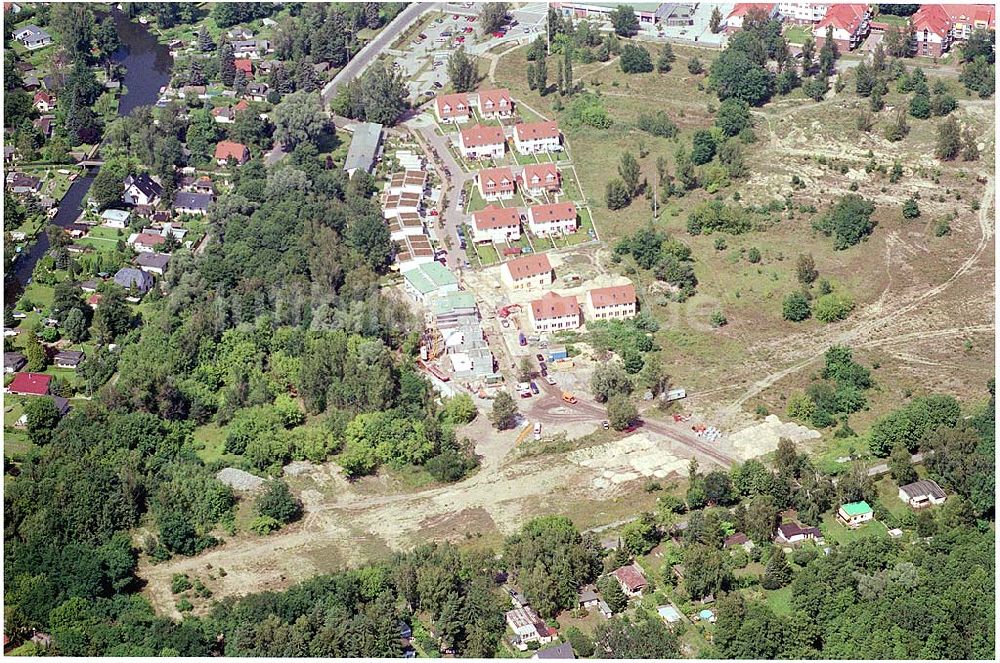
[724,3,994,56]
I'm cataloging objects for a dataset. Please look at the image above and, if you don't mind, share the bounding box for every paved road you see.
[321,2,436,108]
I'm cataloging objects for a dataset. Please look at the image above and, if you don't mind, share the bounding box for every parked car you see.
[545,375,557,386]
[602,420,610,430]
[530,381,539,395]
[433,81,443,88]
[464,26,474,33]
[539,365,547,377]
[419,33,428,39]
[535,354,545,363]
[533,422,542,440]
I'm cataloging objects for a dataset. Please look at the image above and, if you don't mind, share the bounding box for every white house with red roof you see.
[910,4,996,57]
[527,202,577,236]
[477,166,516,200]
[458,124,506,159]
[33,90,55,112]
[724,3,778,33]
[214,140,251,165]
[501,253,554,290]
[812,4,871,51]
[520,163,561,195]
[434,92,472,123]
[529,291,581,332]
[512,120,562,154]
[587,283,637,320]
[474,88,514,119]
[471,205,522,244]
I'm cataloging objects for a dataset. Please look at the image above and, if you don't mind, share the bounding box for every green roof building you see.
[402,262,459,304]
[837,500,874,527]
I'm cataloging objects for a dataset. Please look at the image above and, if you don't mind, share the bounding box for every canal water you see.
[11,9,173,287]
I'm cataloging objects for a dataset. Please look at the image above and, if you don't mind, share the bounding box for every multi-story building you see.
[477,166,516,200]
[910,4,996,58]
[512,120,562,154]
[529,291,581,332]
[501,253,554,290]
[587,283,637,321]
[519,163,561,195]
[812,4,871,51]
[724,3,779,33]
[526,202,577,236]
[471,205,521,244]
[434,92,472,123]
[458,124,506,159]
[473,88,514,119]
[777,2,830,24]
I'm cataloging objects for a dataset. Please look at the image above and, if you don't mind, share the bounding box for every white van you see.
[533,422,542,440]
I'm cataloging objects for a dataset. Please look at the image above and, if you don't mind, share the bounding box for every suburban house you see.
[837,501,874,527]
[504,607,552,647]
[101,209,130,229]
[586,283,637,320]
[135,252,171,276]
[114,267,155,295]
[401,261,459,304]
[33,90,55,112]
[724,532,755,551]
[529,291,581,332]
[344,122,383,176]
[512,120,562,154]
[192,176,216,195]
[471,205,522,244]
[14,25,51,49]
[911,4,996,57]
[458,124,506,160]
[215,140,251,166]
[611,563,648,597]
[232,38,269,58]
[6,372,51,396]
[526,202,577,236]
[477,166,516,200]
[776,2,830,24]
[130,232,167,253]
[434,92,472,123]
[173,192,213,216]
[211,106,237,124]
[898,479,948,508]
[123,173,163,206]
[33,114,55,137]
[812,3,871,51]
[234,58,254,78]
[520,163,561,195]
[775,521,823,544]
[394,233,436,269]
[7,173,41,195]
[532,642,575,659]
[227,27,254,40]
[53,350,85,370]
[724,3,779,33]
[4,352,26,374]
[474,88,514,119]
[245,82,269,102]
[501,253,554,290]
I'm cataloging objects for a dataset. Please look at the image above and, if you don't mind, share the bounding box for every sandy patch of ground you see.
[567,432,688,490]
[725,414,822,462]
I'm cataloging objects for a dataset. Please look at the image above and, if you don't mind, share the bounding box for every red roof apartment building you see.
[501,253,554,290]
[471,205,522,244]
[434,92,472,123]
[529,291,581,332]
[526,202,577,236]
[458,124,506,159]
[519,163,561,195]
[586,283,637,320]
[812,4,871,51]
[476,166,516,200]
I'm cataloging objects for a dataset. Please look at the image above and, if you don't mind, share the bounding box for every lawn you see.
[783,26,811,45]
[18,281,55,311]
[763,585,794,616]
[475,242,500,266]
[192,423,230,464]
[819,512,887,546]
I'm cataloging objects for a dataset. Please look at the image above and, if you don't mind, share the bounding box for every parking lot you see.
[390,3,549,100]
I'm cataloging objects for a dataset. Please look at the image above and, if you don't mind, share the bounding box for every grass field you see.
[193,423,230,464]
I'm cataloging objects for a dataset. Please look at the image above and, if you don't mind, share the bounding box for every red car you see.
[467,16,476,21]
[455,36,465,43]
[463,26,474,33]
[493,31,505,38]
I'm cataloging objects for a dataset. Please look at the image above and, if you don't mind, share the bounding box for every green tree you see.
[447,47,479,93]
[480,2,510,33]
[491,391,518,430]
[24,397,62,445]
[688,57,704,75]
[605,178,632,210]
[909,93,931,119]
[619,43,653,74]
[934,115,961,160]
[813,293,855,322]
[709,49,774,106]
[855,61,875,96]
[709,6,723,33]
[606,394,637,431]
[902,197,920,219]
[656,43,675,73]
[609,5,639,37]
[594,613,679,658]
[272,91,328,149]
[682,544,730,599]
[690,130,716,165]
[219,41,237,86]
[618,151,640,196]
[782,291,812,322]
[813,194,876,250]
[23,331,48,371]
[591,361,632,403]
[761,547,792,589]
[597,574,628,614]
[888,442,918,485]
[715,98,752,137]
[795,253,818,285]
[254,480,302,524]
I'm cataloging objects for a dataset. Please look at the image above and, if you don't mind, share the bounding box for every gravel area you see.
[216,468,266,492]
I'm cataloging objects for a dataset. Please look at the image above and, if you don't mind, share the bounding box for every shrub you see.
[254,480,302,524]
[814,293,855,322]
[782,292,812,321]
[171,574,192,594]
[620,43,654,73]
[710,311,728,328]
[902,197,920,219]
[813,195,876,250]
[747,247,761,263]
[636,110,678,138]
[249,515,282,535]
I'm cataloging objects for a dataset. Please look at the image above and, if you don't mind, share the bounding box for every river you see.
[11,9,173,288]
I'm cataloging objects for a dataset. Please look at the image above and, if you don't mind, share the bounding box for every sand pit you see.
[726,414,822,461]
[567,433,688,491]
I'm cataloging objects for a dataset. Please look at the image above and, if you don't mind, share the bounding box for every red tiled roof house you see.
[520,163,561,195]
[587,283,637,321]
[476,166,516,200]
[501,253,554,290]
[214,140,251,166]
[813,4,872,51]
[611,564,648,597]
[474,88,514,119]
[434,92,471,123]
[6,372,52,396]
[459,124,506,159]
[471,205,522,244]
[724,4,778,34]
[526,202,577,236]
[529,291,581,332]
[512,120,562,155]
